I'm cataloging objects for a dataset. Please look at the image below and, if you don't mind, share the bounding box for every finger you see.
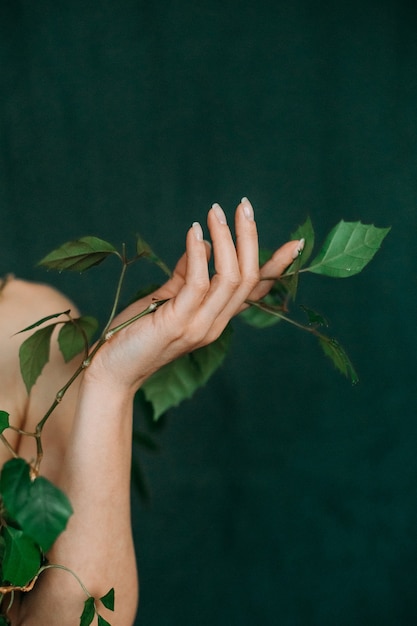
[246,239,304,303]
[169,221,212,318]
[187,200,260,340]
[158,240,211,299]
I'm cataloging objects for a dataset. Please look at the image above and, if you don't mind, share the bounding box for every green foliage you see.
[0,458,73,554]
[0,411,9,434]
[38,236,118,272]
[307,220,390,277]
[0,218,389,620]
[2,527,41,587]
[19,324,56,393]
[80,597,96,626]
[240,219,389,383]
[58,316,98,362]
[141,325,233,420]
[100,588,115,611]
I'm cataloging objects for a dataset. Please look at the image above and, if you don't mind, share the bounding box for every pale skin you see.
[0,199,303,625]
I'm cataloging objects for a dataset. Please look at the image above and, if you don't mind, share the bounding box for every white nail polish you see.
[212,203,227,224]
[241,197,254,221]
[292,238,305,259]
[192,221,203,241]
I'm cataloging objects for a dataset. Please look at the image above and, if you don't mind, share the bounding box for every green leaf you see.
[307,221,390,278]
[0,459,73,552]
[0,458,32,518]
[97,616,112,626]
[2,527,41,587]
[317,335,359,384]
[300,305,329,327]
[16,310,71,334]
[80,597,96,626]
[136,234,171,277]
[100,588,115,611]
[0,615,11,626]
[142,325,233,420]
[17,477,73,553]
[19,325,56,393]
[38,236,118,272]
[289,216,315,269]
[0,411,9,434]
[58,316,98,362]
[240,294,283,328]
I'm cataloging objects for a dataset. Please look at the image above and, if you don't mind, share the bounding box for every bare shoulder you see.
[0,277,79,332]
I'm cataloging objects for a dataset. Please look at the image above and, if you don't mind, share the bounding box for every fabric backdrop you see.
[0,1,416,624]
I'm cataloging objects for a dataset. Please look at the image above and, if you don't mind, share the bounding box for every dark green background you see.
[1,1,416,624]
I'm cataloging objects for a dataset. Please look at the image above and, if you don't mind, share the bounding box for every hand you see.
[84,199,303,394]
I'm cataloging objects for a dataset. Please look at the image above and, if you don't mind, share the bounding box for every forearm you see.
[19,378,138,625]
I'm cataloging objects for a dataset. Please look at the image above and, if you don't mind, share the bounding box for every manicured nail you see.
[241,197,254,221]
[192,221,203,241]
[292,238,305,259]
[212,203,227,224]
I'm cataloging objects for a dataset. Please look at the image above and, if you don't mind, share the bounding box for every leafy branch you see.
[0,217,389,623]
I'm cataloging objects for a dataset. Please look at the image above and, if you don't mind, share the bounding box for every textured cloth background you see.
[0,1,416,624]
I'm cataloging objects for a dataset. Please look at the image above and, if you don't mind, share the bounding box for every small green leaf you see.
[39,236,118,272]
[16,310,71,334]
[17,477,73,553]
[307,221,390,278]
[300,306,329,327]
[100,588,115,611]
[80,597,96,626]
[318,335,359,384]
[289,216,315,268]
[142,325,233,420]
[58,316,98,362]
[19,325,56,393]
[0,614,11,625]
[97,615,112,626]
[136,234,171,277]
[0,411,9,434]
[2,527,41,587]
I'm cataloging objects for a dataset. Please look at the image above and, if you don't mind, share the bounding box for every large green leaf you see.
[97,616,112,626]
[19,324,56,394]
[0,458,32,518]
[58,316,98,362]
[38,236,118,272]
[142,325,233,420]
[307,221,390,278]
[17,476,73,552]
[2,527,41,587]
[0,459,73,553]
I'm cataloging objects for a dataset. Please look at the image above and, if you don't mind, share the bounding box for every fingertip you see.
[291,238,305,259]
[240,197,255,221]
[192,221,204,241]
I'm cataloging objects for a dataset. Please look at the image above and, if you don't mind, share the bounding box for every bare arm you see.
[2,199,303,625]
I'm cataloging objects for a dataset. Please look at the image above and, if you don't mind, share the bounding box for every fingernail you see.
[192,221,203,241]
[212,203,227,224]
[292,238,305,259]
[241,197,254,221]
